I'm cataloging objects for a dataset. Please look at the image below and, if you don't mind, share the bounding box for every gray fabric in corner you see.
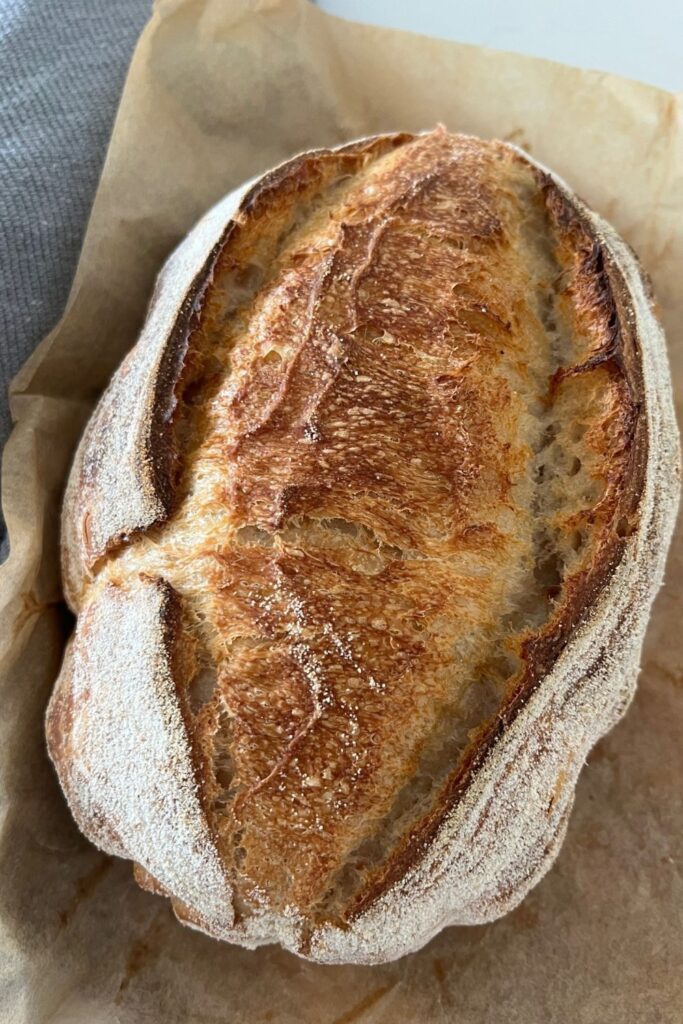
[0,0,151,553]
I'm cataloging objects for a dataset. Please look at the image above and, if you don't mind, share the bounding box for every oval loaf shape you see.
[48,129,680,964]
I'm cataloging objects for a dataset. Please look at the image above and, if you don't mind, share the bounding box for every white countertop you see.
[317,0,682,93]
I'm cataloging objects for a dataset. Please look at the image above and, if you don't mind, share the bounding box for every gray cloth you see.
[0,0,151,550]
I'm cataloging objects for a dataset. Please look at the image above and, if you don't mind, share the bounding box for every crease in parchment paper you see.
[0,1,681,1021]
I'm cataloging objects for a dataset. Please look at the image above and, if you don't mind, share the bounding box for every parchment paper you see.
[1,1,681,1021]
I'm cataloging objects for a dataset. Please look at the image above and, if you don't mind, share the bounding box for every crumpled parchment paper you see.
[1,1,681,1021]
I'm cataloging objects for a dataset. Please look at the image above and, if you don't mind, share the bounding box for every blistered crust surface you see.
[50,130,680,963]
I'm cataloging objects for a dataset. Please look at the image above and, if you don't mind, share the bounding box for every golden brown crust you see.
[50,129,679,963]
[135,131,557,914]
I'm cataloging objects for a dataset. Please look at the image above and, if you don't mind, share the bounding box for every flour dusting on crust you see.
[46,577,234,936]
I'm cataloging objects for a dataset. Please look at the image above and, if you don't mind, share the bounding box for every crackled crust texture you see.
[47,129,680,964]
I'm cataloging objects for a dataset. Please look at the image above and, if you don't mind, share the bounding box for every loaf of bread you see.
[47,128,679,964]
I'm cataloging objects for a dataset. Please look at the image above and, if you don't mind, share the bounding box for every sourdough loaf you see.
[47,129,680,964]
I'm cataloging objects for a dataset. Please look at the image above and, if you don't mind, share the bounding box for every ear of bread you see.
[61,134,410,609]
[49,129,680,963]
